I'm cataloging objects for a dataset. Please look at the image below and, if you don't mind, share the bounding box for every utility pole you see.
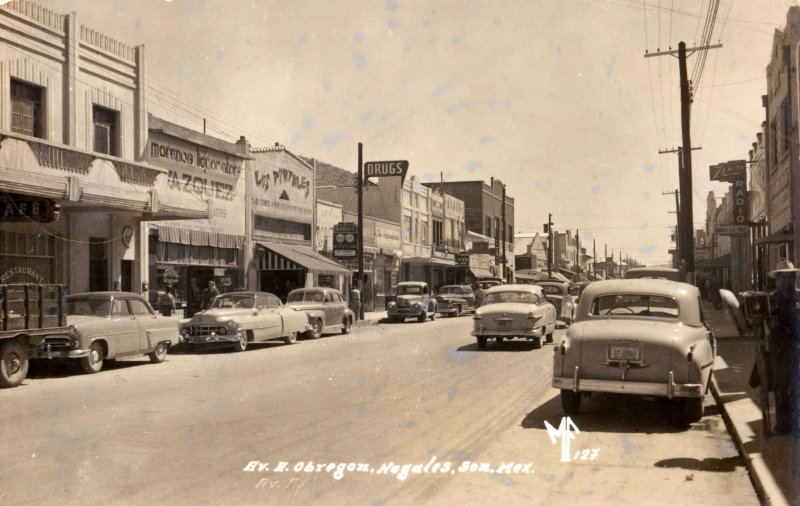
[546,213,553,278]
[647,41,721,283]
[593,239,597,280]
[575,230,581,280]
[501,182,507,283]
[604,244,608,279]
[357,143,364,320]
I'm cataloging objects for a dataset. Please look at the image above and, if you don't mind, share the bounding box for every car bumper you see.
[437,305,458,314]
[183,330,244,345]
[388,308,425,317]
[30,346,90,359]
[472,327,543,338]
[552,370,703,398]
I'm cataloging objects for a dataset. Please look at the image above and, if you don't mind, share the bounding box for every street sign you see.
[716,224,749,236]
[333,223,358,257]
[364,160,409,182]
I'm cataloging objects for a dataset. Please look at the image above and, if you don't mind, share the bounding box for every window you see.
[93,105,119,156]
[89,237,108,292]
[11,79,44,138]
[486,217,492,237]
[782,99,791,153]
[112,300,131,317]
[128,299,153,316]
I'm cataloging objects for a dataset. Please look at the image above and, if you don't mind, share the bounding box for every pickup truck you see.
[0,284,72,388]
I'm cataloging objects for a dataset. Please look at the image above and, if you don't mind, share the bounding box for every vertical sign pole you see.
[357,143,365,320]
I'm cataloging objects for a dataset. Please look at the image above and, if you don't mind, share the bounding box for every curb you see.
[711,374,784,506]
[352,318,383,329]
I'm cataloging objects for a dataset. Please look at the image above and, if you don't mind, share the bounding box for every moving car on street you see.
[535,280,577,327]
[435,284,476,317]
[286,287,355,338]
[180,291,309,351]
[387,281,437,323]
[32,292,179,374]
[552,279,715,424]
[471,284,557,349]
[624,266,682,281]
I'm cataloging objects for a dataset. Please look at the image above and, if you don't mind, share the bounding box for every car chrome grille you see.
[184,325,227,337]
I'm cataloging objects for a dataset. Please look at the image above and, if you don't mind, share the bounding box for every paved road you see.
[1,316,757,505]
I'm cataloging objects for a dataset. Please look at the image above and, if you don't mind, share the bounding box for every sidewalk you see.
[704,303,800,506]
[353,310,387,328]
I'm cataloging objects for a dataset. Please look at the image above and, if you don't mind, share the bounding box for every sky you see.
[18,0,800,266]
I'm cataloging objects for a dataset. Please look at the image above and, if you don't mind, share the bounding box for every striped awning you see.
[257,242,352,276]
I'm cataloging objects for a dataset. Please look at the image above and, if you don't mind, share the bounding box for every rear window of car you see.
[591,294,679,318]
[397,285,422,295]
[538,285,563,295]
[484,291,540,305]
[287,291,324,303]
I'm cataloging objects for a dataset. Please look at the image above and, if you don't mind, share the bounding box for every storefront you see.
[145,116,248,317]
[249,146,351,299]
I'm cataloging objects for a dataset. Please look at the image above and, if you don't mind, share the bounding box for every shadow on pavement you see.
[456,340,557,353]
[27,356,151,379]
[654,456,744,473]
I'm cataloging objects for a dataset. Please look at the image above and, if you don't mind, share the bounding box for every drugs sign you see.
[364,160,409,183]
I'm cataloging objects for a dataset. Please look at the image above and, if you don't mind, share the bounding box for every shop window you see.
[0,231,55,283]
[93,105,119,156]
[11,78,44,138]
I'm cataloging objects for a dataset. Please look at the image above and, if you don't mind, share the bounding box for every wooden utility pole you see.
[593,239,597,280]
[647,41,721,283]
[546,213,553,278]
[357,143,364,320]
[575,229,580,280]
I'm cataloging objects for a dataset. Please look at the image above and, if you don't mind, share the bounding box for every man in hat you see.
[767,259,800,436]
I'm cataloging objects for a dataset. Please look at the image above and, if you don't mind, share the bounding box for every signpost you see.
[333,223,358,257]
[357,145,410,320]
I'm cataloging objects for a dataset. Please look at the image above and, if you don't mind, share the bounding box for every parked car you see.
[474,278,504,307]
[435,285,476,317]
[286,287,355,338]
[552,279,715,424]
[386,282,437,323]
[471,284,557,349]
[535,280,577,327]
[624,267,682,282]
[180,291,309,351]
[31,292,179,374]
[569,281,591,301]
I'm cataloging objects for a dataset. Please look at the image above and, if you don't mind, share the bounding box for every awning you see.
[754,230,793,246]
[402,256,455,267]
[157,225,244,249]
[469,267,495,278]
[257,242,352,276]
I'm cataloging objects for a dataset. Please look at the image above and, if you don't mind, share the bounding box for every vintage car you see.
[286,287,355,338]
[435,285,476,317]
[471,284,557,349]
[32,292,179,374]
[535,280,578,327]
[552,279,715,424]
[180,291,309,351]
[624,266,682,282]
[387,281,437,323]
[569,282,591,300]
[474,278,504,307]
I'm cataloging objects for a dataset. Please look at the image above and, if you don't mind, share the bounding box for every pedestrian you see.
[766,259,800,436]
[474,283,485,308]
[201,280,219,310]
[159,287,176,317]
[349,287,361,321]
[708,275,721,309]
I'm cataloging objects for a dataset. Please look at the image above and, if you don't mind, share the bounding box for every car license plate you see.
[608,344,641,362]
[497,320,512,328]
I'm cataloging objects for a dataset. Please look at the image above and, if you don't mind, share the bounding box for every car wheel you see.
[148,342,168,363]
[683,397,704,423]
[307,319,322,339]
[532,335,542,349]
[417,312,426,323]
[545,330,554,344]
[496,337,504,344]
[341,318,352,334]
[232,333,248,352]
[560,389,581,415]
[284,332,298,345]
[80,342,104,374]
[0,340,28,388]
[477,337,487,349]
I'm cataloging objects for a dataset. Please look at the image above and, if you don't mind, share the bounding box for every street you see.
[1,316,757,505]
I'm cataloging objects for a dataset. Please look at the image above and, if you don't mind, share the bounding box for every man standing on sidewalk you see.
[767,260,800,436]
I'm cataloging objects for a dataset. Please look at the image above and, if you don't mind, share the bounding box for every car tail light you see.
[473,315,482,320]
[687,344,696,363]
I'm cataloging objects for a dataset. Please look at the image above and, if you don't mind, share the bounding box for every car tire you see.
[80,341,104,374]
[232,333,248,352]
[477,337,487,349]
[307,319,323,339]
[683,397,704,423]
[341,318,352,334]
[496,337,504,344]
[0,340,28,388]
[560,389,581,415]
[284,332,298,345]
[417,312,426,323]
[545,330,554,344]
[148,342,168,363]
[532,335,542,349]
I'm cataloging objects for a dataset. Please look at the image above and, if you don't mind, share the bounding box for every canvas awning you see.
[469,267,495,278]
[257,242,352,276]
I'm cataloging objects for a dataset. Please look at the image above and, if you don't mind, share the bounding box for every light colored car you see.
[535,280,577,327]
[435,285,476,317]
[552,279,716,424]
[286,287,355,338]
[471,284,557,349]
[624,267,682,282]
[33,292,179,374]
[180,291,309,351]
[387,282,437,323]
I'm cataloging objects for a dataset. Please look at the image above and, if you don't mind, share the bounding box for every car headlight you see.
[387,301,396,308]
[413,302,420,309]
[226,320,237,329]
[180,328,188,337]
[218,327,227,335]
